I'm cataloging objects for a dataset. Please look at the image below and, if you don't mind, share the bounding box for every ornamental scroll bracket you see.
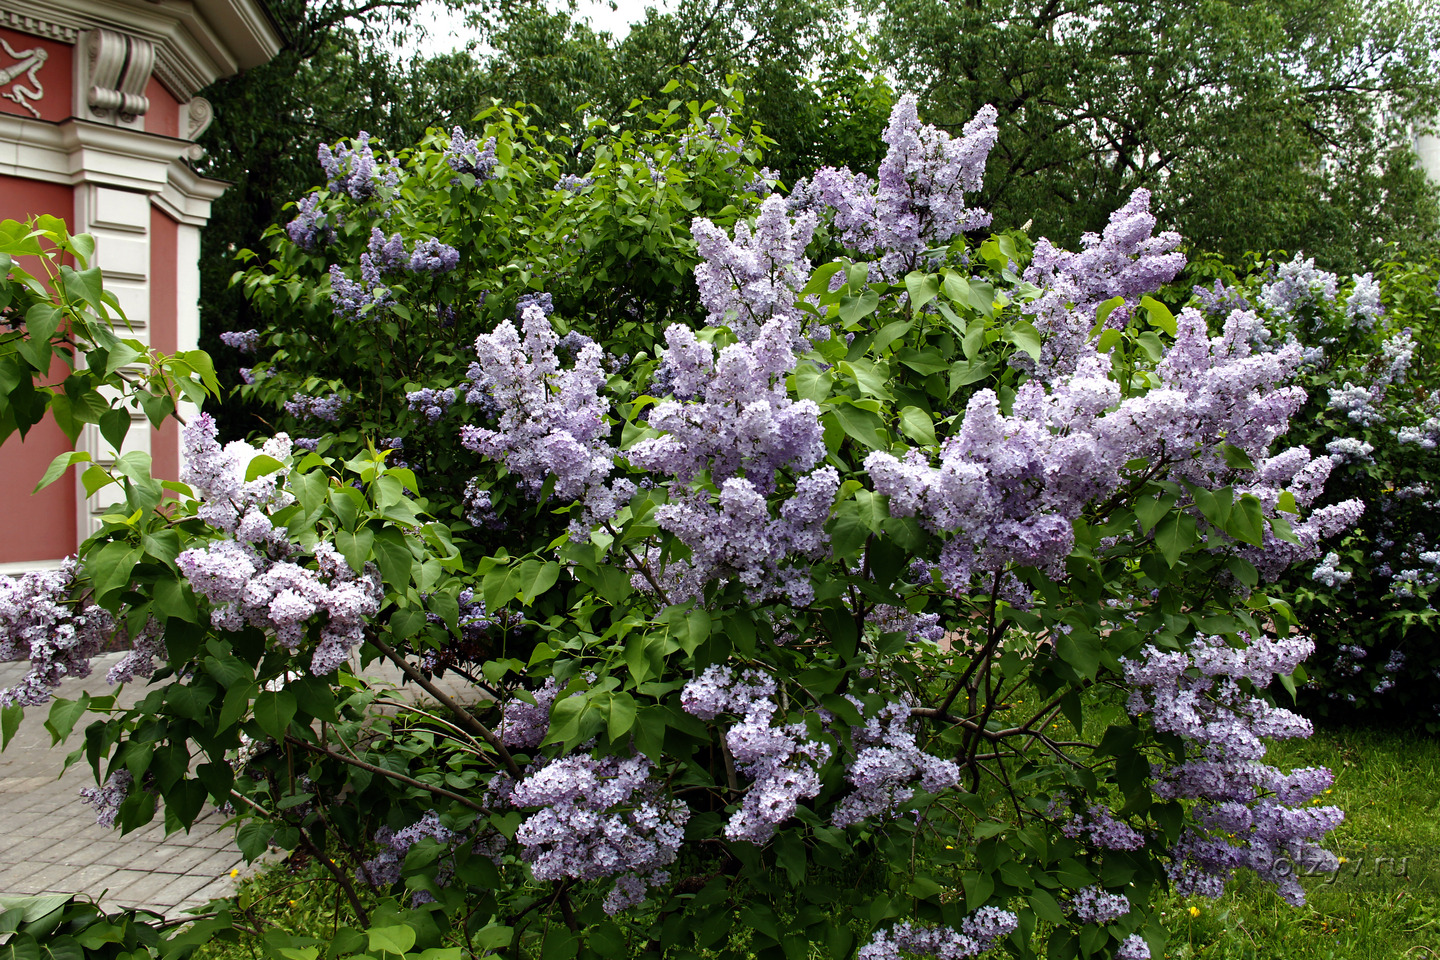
[0,36,47,118]
[82,28,153,123]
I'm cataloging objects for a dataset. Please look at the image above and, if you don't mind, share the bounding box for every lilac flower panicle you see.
[220,329,261,354]
[409,238,460,273]
[461,303,622,528]
[285,192,333,250]
[510,753,689,914]
[0,559,113,706]
[285,393,346,423]
[406,387,456,424]
[1261,256,1338,318]
[1124,635,1342,904]
[318,132,396,201]
[176,416,382,676]
[444,128,497,180]
[1116,935,1151,960]
[680,666,830,843]
[358,810,459,889]
[858,909,1018,960]
[833,699,960,827]
[1069,886,1130,924]
[79,770,133,828]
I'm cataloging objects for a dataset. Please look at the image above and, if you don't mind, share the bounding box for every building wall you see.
[0,25,72,124]
[0,174,76,568]
[0,8,248,568]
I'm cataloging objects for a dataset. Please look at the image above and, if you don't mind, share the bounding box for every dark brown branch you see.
[285,734,490,814]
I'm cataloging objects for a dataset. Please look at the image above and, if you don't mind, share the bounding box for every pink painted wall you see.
[0,175,77,564]
[150,206,180,481]
[143,76,180,139]
[0,26,73,124]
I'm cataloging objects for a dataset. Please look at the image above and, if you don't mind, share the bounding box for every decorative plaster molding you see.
[0,113,193,191]
[0,35,47,118]
[154,158,228,226]
[182,94,211,158]
[151,52,199,102]
[0,9,80,43]
[85,28,153,122]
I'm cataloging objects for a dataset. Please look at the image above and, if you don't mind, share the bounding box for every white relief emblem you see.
[0,37,47,118]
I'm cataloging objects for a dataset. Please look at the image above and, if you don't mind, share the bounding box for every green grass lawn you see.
[1157,725,1440,959]
[205,725,1440,959]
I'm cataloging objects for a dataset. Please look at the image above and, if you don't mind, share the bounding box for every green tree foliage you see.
[869,0,1440,272]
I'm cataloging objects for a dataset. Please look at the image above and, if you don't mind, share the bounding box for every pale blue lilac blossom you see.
[318,132,398,201]
[1260,256,1338,318]
[357,809,457,888]
[1378,328,1415,385]
[444,127,497,180]
[555,174,595,192]
[461,304,623,527]
[857,908,1018,960]
[176,416,382,675]
[106,616,163,685]
[79,770,133,828]
[498,678,559,749]
[285,192,332,249]
[646,467,838,604]
[509,753,689,914]
[1022,188,1185,373]
[409,238,460,273]
[1058,804,1146,851]
[1324,437,1374,464]
[631,319,824,493]
[681,666,831,843]
[794,97,998,279]
[832,699,960,827]
[1312,552,1351,587]
[1115,934,1151,960]
[329,262,390,319]
[369,228,408,272]
[220,329,260,353]
[406,387,455,423]
[1345,273,1383,326]
[285,393,345,422]
[1069,885,1131,924]
[691,193,817,340]
[0,559,113,706]
[1124,635,1342,904]
[1326,383,1383,426]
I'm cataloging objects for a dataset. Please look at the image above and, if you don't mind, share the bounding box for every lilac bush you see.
[0,93,1359,960]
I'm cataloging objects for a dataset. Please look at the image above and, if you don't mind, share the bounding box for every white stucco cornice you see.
[154,159,229,225]
[0,114,191,190]
[0,0,282,99]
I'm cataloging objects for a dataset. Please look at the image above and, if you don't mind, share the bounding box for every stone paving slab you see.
[0,653,246,917]
[1,652,485,918]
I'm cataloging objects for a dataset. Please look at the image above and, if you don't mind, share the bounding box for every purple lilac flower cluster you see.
[0,559,113,706]
[461,303,627,528]
[329,261,390,320]
[318,132,398,201]
[681,666,831,843]
[498,677,559,748]
[555,174,595,192]
[1115,934,1151,960]
[175,416,382,676]
[509,753,689,914]
[646,466,838,604]
[1023,189,1185,373]
[220,329,261,353]
[832,699,960,827]
[1068,885,1131,924]
[284,192,333,250]
[1345,272,1383,326]
[1124,634,1343,905]
[632,319,823,490]
[1057,804,1147,852]
[79,769,134,827]
[793,96,999,279]
[857,908,1018,960]
[691,194,817,340]
[357,809,458,897]
[406,387,455,424]
[1260,256,1338,319]
[284,393,345,422]
[106,616,164,685]
[444,127,497,180]
[869,300,1359,593]
[461,480,501,529]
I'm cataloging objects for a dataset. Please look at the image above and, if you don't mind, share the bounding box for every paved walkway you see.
[1,653,483,918]
[0,653,244,916]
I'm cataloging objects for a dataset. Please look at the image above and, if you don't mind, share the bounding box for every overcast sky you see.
[410,0,675,57]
